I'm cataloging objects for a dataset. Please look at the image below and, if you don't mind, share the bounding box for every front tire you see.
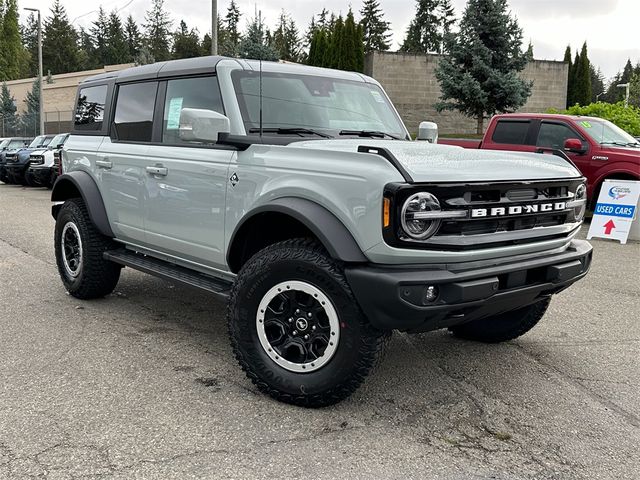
[54,198,121,299]
[449,298,551,343]
[228,239,389,408]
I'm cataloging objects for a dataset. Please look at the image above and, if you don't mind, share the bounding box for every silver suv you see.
[51,57,592,407]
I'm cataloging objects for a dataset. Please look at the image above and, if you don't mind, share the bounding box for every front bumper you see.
[345,239,592,333]
[28,166,53,184]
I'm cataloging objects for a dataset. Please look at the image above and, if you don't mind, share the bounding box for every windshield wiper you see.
[338,129,401,140]
[248,127,332,138]
[600,141,639,148]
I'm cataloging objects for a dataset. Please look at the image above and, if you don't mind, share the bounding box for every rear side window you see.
[113,82,158,142]
[536,122,582,149]
[491,120,530,144]
[75,85,108,131]
[162,76,224,145]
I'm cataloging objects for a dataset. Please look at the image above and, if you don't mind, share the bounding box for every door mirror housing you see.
[179,108,230,144]
[416,121,438,143]
[564,138,587,154]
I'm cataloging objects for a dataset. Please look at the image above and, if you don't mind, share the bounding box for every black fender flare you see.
[51,171,114,237]
[227,197,368,267]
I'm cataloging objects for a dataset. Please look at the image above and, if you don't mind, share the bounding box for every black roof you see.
[81,56,230,85]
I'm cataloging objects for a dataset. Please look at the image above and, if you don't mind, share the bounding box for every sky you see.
[19,0,640,82]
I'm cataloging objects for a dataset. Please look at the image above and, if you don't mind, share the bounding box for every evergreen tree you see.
[125,15,142,62]
[21,13,39,76]
[201,33,212,55]
[589,65,605,103]
[91,7,108,67]
[629,70,640,108]
[143,0,172,62]
[355,23,365,72]
[359,0,391,53]
[1,0,26,81]
[21,78,40,136]
[563,45,573,107]
[401,0,455,54]
[77,27,97,70]
[270,11,301,62]
[106,11,129,65]
[42,0,81,74]
[0,82,18,134]
[221,0,241,56]
[340,9,360,72]
[603,59,635,103]
[573,42,591,106]
[238,14,278,61]
[435,0,532,134]
[172,20,202,59]
[134,46,155,66]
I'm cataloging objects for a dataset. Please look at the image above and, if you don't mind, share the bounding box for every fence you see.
[1,110,74,137]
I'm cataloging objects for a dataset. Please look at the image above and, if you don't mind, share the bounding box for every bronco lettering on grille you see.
[471,202,567,218]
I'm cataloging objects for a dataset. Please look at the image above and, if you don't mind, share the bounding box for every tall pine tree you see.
[563,45,574,107]
[42,0,81,74]
[221,1,242,56]
[21,13,39,76]
[143,0,172,62]
[573,42,591,106]
[125,15,142,62]
[360,0,391,53]
[271,11,301,62]
[435,0,532,134]
[1,82,18,134]
[401,0,455,54]
[238,14,278,61]
[91,7,109,67]
[172,20,202,59]
[1,0,26,81]
[106,11,129,65]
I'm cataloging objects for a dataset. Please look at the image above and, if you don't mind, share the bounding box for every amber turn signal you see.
[383,197,390,228]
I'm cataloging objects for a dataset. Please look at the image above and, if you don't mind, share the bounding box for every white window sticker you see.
[166,97,184,130]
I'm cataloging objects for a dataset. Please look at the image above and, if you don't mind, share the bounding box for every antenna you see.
[258,8,263,138]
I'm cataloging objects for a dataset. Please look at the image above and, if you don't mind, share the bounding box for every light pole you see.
[596,92,604,102]
[617,83,630,108]
[24,7,44,136]
[211,0,218,55]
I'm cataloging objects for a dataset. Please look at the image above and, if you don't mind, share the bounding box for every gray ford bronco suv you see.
[52,57,592,407]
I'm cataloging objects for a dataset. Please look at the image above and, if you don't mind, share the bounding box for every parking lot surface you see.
[0,184,638,479]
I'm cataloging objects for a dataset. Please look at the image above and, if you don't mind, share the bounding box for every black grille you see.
[384,178,585,251]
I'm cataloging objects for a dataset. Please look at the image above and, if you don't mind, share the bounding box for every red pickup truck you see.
[439,113,640,203]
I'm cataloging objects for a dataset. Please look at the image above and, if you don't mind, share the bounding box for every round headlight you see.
[574,183,587,222]
[401,192,442,240]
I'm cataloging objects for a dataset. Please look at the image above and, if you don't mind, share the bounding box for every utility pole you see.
[211,0,218,55]
[617,83,630,108]
[24,7,44,135]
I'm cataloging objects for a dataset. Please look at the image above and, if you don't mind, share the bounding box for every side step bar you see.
[104,249,233,298]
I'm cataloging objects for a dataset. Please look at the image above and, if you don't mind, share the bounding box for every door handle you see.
[146,165,168,176]
[96,159,112,169]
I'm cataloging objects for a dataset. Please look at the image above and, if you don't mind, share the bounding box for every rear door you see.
[484,118,538,152]
[143,75,234,270]
[97,81,158,244]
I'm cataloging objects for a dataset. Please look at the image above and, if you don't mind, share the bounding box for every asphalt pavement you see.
[0,184,638,479]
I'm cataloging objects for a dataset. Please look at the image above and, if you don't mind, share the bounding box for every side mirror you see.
[179,108,230,143]
[564,138,587,154]
[416,121,438,143]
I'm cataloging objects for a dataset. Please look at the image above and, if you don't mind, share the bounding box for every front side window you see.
[75,84,108,131]
[231,70,405,137]
[113,82,158,142]
[49,134,68,148]
[537,122,582,149]
[162,76,224,144]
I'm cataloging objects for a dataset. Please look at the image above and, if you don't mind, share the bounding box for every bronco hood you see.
[293,139,582,183]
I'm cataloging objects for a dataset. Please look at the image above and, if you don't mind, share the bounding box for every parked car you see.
[26,133,69,188]
[0,137,32,183]
[439,114,640,205]
[5,134,56,185]
[51,57,592,407]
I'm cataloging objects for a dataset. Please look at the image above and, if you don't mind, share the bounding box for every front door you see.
[143,75,233,271]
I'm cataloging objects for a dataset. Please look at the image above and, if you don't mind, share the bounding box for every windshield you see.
[7,139,27,149]
[49,134,67,148]
[28,136,45,148]
[0,139,8,149]
[579,118,639,146]
[231,70,406,138]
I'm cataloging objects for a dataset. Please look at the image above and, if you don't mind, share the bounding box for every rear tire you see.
[54,198,121,299]
[228,238,389,408]
[449,298,551,343]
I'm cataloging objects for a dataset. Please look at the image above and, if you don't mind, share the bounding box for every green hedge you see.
[547,102,640,136]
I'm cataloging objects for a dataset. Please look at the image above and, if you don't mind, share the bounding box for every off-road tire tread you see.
[55,198,121,299]
[227,238,390,408]
[449,297,551,343]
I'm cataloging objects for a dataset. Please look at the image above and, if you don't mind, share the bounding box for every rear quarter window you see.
[491,120,530,144]
[74,85,108,131]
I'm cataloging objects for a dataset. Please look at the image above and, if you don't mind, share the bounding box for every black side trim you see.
[227,197,367,270]
[104,249,232,298]
[357,145,413,183]
[535,147,579,170]
[51,171,114,237]
[217,132,307,150]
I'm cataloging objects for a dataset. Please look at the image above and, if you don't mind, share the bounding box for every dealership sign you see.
[587,180,640,244]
